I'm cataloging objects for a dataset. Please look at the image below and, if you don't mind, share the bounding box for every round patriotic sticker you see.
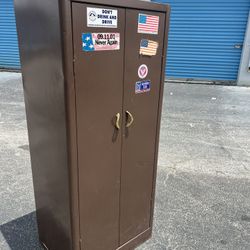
[138,64,148,79]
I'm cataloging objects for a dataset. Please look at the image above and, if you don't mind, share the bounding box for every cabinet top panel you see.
[71,0,170,13]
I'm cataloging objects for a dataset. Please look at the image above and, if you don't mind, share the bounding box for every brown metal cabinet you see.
[14,0,170,249]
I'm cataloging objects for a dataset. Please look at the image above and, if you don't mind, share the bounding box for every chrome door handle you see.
[126,111,134,128]
[115,113,121,130]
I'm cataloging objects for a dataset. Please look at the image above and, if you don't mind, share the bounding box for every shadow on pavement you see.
[0,212,42,250]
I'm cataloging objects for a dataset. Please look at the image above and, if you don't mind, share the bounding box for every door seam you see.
[118,7,127,248]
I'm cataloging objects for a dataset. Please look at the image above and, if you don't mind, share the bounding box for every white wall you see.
[238,12,250,86]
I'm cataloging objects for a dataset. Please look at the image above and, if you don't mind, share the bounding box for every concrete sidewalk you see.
[0,72,250,250]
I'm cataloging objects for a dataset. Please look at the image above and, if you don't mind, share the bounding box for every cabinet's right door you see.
[120,9,166,244]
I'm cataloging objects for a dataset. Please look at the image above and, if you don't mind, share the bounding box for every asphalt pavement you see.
[0,72,250,250]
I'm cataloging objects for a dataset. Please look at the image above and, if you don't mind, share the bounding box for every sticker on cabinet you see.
[138,64,149,79]
[139,39,159,56]
[87,7,118,28]
[135,80,151,94]
[138,14,159,35]
[82,33,120,51]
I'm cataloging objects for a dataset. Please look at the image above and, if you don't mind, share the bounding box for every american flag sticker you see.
[138,14,159,35]
[140,39,159,56]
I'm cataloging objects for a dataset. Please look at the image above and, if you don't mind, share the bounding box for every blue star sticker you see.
[82,33,94,52]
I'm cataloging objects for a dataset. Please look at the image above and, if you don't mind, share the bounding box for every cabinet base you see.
[40,228,152,250]
[117,228,152,250]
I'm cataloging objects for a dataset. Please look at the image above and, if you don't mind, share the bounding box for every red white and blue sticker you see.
[140,39,158,56]
[82,33,120,51]
[138,14,159,35]
[135,80,151,94]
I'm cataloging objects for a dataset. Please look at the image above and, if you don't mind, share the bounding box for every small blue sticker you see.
[135,80,151,94]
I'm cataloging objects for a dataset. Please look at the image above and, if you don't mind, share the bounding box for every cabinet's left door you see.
[72,3,125,250]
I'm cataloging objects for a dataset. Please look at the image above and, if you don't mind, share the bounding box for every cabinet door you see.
[72,3,125,249]
[120,9,166,244]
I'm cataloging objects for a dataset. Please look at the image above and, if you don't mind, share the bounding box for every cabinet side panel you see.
[14,0,72,249]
